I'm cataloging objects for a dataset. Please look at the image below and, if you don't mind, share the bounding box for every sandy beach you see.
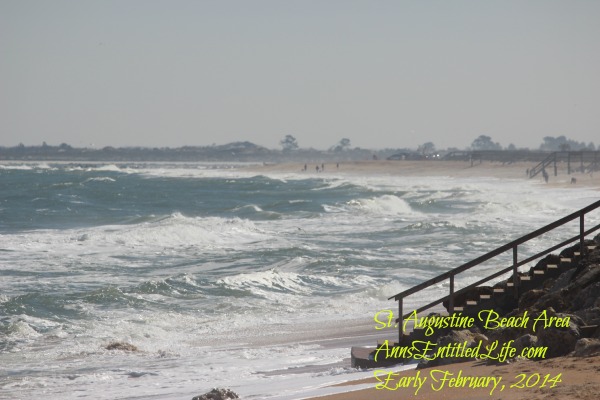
[246,160,600,400]
[248,160,600,189]
[311,355,600,400]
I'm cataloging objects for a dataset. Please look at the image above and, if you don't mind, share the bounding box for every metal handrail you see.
[529,151,600,178]
[388,199,600,343]
[529,152,556,178]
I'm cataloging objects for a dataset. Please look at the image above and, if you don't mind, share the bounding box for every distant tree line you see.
[1,134,596,162]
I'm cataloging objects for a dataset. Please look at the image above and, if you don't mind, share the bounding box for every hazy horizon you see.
[2,1,599,151]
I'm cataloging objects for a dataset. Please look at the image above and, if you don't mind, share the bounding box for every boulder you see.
[518,289,546,310]
[417,329,487,369]
[572,282,600,310]
[192,388,240,400]
[536,319,581,358]
[572,307,600,326]
[532,289,571,312]
[105,342,139,352]
[570,264,600,289]
[513,334,539,357]
[548,269,576,293]
[572,338,600,357]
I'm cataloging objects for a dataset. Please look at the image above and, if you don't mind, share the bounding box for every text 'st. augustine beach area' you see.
[1,159,600,400]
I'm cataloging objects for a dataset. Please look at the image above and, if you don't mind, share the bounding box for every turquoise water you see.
[1,162,598,399]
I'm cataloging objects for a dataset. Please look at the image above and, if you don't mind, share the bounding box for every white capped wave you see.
[83,177,116,183]
[95,164,121,172]
[82,213,275,251]
[346,195,417,216]
[0,214,284,274]
[217,270,334,299]
[0,164,32,170]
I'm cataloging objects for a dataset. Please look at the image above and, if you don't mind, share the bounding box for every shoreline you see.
[2,158,598,189]
[246,160,600,189]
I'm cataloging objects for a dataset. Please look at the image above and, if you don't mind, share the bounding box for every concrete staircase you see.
[351,242,599,369]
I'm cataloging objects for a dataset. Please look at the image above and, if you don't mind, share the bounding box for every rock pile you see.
[192,388,240,400]
[419,234,600,368]
[105,341,139,352]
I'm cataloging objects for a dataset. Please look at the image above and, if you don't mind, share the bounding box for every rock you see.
[532,289,571,312]
[192,388,240,400]
[105,342,139,352]
[513,334,539,357]
[417,329,487,369]
[570,264,600,289]
[532,264,600,314]
[548,269,577,293]
[485,325,532,364]
[573,307,600,326]
[536,319,581,358]
[572,282,600,310]
[572,338,600,357]
[542,277,556,290]
[519,289,546,310]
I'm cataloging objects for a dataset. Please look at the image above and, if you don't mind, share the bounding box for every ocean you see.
[1,162,598,399]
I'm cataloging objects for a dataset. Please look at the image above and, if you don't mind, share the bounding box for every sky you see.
[2,0,599,151]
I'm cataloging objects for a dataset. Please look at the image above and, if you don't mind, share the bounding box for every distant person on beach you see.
[542,169,549,183]
[316,165,320,173]
[321,163,325,172]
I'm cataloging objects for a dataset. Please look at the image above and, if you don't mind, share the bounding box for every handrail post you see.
[512,246,519,299]
[398,297,403,345]
[580,213,585,256]
[449,274,455,314]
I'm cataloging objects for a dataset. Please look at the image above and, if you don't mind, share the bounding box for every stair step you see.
[588,245,597,250]
[480,294,491,299]
[533,270,544,275]
[493,288,505,293]
[547,264,558,269]
[466,300,477,305]
[561,257,571,263]
[520,276,531,281]
[454,306,464,311]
